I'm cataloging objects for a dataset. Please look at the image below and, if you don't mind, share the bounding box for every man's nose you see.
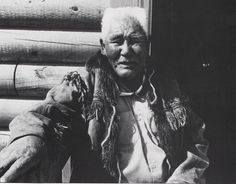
[120,40,132,57]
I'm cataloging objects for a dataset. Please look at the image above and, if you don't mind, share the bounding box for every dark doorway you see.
[151,1,236,183]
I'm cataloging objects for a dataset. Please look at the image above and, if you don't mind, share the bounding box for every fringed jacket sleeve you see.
[8,71,88,152]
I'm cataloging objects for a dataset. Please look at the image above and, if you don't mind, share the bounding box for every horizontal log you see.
[0,64,86,98]
[0,0,109,31]
[0,30,100,64]
[0,65,16,95]
[0,99,41,127]
[110,0,140,7]
[16,65,87,97]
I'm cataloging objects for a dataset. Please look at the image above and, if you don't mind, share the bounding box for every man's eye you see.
[130,37,146,43]
[110,39,123,44]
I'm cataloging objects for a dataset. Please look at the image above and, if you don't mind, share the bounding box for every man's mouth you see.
[116,61,137,67]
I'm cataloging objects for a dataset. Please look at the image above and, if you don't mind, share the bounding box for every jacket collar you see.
[118,73,146,97]
[116,69,158,105]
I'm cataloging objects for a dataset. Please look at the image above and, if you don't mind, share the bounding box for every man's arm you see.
[0,72,88,182]
[166,108,209,184]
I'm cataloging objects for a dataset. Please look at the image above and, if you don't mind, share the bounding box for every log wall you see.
[0,64,86,97]
[0,30,100,64]
[0,0,109,31]
[0,0,152,181]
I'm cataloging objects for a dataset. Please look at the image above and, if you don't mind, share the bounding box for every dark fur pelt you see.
[85,51,120,177]
[86,51,119,120]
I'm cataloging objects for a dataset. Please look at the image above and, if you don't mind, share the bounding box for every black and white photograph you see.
[0,0,235,183]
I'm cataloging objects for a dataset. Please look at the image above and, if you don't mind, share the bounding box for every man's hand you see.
[0,136,46,182]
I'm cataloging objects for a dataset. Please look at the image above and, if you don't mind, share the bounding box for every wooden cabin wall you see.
[0,0,152,126]
[0,0,152,182]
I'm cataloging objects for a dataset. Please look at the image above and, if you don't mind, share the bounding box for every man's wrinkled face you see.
[101,17,148,80]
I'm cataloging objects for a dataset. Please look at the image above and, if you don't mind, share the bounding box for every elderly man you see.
[0,7,209,183]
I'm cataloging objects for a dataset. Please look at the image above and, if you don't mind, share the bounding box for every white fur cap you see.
[101,7,148,39]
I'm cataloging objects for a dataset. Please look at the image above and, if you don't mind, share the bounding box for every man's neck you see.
[119,73,144,92]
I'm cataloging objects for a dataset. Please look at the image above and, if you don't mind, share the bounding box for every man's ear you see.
[100,38,106,55]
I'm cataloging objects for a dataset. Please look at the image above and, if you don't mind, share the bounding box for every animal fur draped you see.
[86,51,120,178]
